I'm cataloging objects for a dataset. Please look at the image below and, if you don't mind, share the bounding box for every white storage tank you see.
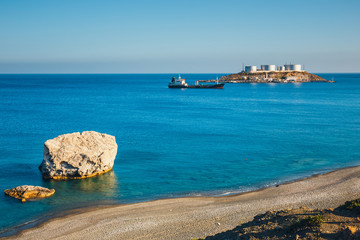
[245,66,257,73]
[268,65,276,71]
[293,64,302,71]
[277,66,285,71]
[261,65,276,71]
[285,64,302,71]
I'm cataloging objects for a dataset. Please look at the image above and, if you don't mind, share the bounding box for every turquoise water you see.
[0,73,360,233]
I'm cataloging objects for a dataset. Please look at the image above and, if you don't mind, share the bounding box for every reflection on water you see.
[45,170,118,201]
[293,82,302,88]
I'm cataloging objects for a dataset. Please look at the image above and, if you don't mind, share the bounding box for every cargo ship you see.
[168,75,225,89]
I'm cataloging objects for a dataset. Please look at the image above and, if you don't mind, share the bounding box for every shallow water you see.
[0,73,359,232]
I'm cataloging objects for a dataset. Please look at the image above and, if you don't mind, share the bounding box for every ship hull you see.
[168,83,224,89]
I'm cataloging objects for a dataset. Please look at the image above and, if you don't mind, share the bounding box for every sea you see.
[0,73,359,234]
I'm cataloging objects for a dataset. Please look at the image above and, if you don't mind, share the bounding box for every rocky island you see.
[219,70,330,83]
[204,64,332,83]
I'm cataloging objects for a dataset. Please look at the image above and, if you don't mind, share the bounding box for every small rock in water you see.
[39,131,118,179]
[4,185,55,202]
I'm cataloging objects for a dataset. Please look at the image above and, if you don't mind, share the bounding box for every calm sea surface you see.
[0,73,359,233]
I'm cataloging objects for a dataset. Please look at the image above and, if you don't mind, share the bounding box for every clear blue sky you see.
[0,0,359,73]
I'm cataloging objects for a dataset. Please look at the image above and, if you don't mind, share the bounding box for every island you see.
[202,64,333,83]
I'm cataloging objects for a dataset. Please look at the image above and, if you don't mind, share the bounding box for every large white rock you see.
[39,131,118,179]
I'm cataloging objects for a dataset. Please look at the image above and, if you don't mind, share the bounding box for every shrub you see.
[289,215,325,231]
[342,198,360,213]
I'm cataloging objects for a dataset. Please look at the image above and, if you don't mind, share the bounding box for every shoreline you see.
[3,165,360,239]
[0,166,342,237]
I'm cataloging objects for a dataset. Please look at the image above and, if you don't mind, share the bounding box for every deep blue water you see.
[0,73,360,233]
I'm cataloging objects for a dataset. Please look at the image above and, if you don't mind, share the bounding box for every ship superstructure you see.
[168,75,188,88]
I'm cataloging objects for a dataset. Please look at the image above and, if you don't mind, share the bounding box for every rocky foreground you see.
[202,200,360,240]
[218,71,330,83]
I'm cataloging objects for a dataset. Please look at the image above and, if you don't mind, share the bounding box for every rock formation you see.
[39,131,118,179]
[4,185,55,202]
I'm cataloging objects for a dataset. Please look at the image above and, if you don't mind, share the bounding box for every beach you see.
[5,166,360,240]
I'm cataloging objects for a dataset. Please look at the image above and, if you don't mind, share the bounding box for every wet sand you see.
[6,166,360,240]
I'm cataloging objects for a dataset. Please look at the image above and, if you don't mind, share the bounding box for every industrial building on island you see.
[244,64,303,73]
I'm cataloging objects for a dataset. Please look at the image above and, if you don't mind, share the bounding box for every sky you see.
[0,0,359,73]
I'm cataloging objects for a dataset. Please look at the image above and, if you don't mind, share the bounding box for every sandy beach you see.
[5,166,360,240]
